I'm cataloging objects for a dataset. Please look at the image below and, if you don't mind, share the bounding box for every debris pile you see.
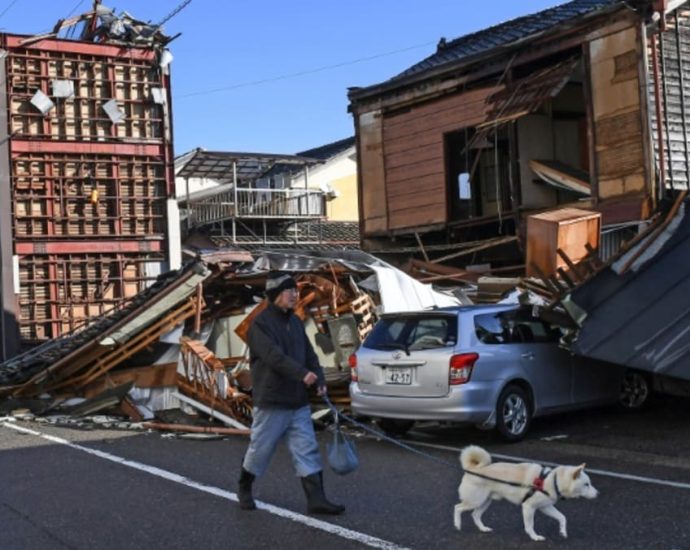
[0,249,460,434]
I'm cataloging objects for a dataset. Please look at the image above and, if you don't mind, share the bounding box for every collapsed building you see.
[0,249,459,432]
[0,3,180,361]
[347,0,690,280]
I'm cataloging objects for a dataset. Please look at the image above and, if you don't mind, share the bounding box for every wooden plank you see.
[143,422,250,436]
[595,110,642,146]
[384,142,443,170]
[389,204,446,230]
[596,140,645,178]
[388,189,447,211]
[432,236,518,263]
[386,157,445,183]
[358,110,388,234]
[82,362,178,398]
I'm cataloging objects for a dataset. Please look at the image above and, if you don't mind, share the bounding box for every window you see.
[474,309,561,344]
[458,172,472,200]
[365,315,458,351]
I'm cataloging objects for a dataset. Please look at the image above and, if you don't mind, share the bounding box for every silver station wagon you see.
[349,304,637,441]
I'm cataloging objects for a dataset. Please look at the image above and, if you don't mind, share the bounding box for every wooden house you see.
[348,0,689,265]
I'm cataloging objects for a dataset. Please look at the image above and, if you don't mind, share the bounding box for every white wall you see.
[290,148,356,190]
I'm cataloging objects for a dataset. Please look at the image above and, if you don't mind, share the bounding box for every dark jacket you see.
[248,302,325,409]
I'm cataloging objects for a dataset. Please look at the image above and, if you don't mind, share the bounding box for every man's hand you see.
[303,371,318,386]
[317,385,327,396]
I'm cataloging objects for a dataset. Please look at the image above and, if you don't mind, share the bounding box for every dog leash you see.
[321,395,462,472]
[321,395,562,498]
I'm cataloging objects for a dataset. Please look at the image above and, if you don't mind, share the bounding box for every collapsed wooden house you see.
[348,0,690,272]
[0,249,458,431]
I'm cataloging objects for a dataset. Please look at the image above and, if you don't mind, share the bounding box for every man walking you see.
[238,272,345,515]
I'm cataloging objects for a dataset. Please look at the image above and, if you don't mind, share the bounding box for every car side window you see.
[474,312,511,344]
[474,310,561,345]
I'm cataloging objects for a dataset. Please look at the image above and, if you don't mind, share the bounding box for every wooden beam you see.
[431,236,518,263]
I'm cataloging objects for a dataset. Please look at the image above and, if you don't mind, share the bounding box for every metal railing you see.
[187,187,325,227]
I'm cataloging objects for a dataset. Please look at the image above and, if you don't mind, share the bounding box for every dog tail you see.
[460,445,491,471]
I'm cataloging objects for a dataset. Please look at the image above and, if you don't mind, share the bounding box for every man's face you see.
[274,287,298,309]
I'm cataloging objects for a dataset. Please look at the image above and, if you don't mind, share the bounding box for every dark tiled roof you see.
[358,0,621,96]
[0,263,206,387]
[297,137,356,161]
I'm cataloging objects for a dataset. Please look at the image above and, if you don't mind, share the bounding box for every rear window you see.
[364,315,458,351]
[474,310,561,344]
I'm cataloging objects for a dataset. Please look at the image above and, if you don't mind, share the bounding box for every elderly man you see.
[237,272,345,515]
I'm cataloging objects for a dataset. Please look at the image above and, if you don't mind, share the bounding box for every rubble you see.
[0,247,461,434]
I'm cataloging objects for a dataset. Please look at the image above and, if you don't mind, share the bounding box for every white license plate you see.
[384,367,412,385]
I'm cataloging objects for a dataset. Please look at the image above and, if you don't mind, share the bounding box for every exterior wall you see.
[175,175,222,198]
[589,25,648,200]
[290,148,358,221]
[325,174,358,221]
[357,110,387,234]
[649,7,690,191]
[381,86,497,232]
[0,35,175,343]
[356,86,499,236]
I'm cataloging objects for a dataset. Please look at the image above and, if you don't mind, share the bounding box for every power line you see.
[65,0,85,19]
[0,0,20,21]
[176,40,435,99]
[155,0,193,30]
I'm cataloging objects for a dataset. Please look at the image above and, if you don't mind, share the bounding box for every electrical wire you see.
[0,0,20,21]
[176,40,435,99]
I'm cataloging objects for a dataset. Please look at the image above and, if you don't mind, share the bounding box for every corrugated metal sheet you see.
[650,8,690,190]
[569,201,690,380]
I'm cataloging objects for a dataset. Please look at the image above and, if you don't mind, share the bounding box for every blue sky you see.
[0,0,559,156]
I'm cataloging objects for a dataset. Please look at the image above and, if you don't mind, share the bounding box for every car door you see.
[508,309,574,411]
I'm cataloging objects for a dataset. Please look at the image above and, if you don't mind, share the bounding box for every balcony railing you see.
[186,187,325,228]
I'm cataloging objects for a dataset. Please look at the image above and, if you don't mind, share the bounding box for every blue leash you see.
[321,394,462,472]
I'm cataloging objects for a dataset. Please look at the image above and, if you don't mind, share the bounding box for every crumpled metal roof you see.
[568,200,690,380]
[175,149,321,184]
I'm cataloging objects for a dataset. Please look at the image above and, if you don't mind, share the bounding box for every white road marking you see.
[2,422,408,550]
[404,440,690,491]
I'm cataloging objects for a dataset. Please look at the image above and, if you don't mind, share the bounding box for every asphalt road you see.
[1,396,690,550]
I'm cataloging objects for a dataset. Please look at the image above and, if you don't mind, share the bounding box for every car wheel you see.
[378,419,414,437]
[619,370,651,410]
[495,384,532,442]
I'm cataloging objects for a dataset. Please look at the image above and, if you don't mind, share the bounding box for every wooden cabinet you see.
[526,208,601,278]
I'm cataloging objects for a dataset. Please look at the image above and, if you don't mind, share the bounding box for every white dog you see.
[453,445,598,541]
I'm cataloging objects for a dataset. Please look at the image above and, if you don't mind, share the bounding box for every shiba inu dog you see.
[454,445,598,541]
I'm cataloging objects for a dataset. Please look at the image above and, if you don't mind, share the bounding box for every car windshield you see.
[364,314,457,351]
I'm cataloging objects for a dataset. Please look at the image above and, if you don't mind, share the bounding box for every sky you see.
[0,0,560,156]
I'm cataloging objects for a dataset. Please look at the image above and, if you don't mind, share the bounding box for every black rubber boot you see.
[300,472,345,515]
[238,467,256,510]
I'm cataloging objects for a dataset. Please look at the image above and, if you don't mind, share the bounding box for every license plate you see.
[384,367,412,385]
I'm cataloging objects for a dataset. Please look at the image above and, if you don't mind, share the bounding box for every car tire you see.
[495,384,532,442]
[378,419,414,437]
[619,369,652,410]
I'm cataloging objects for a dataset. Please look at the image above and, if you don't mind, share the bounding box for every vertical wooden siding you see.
[358,110,388,234]
[381,86,498,231]
[589,25,648,200]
